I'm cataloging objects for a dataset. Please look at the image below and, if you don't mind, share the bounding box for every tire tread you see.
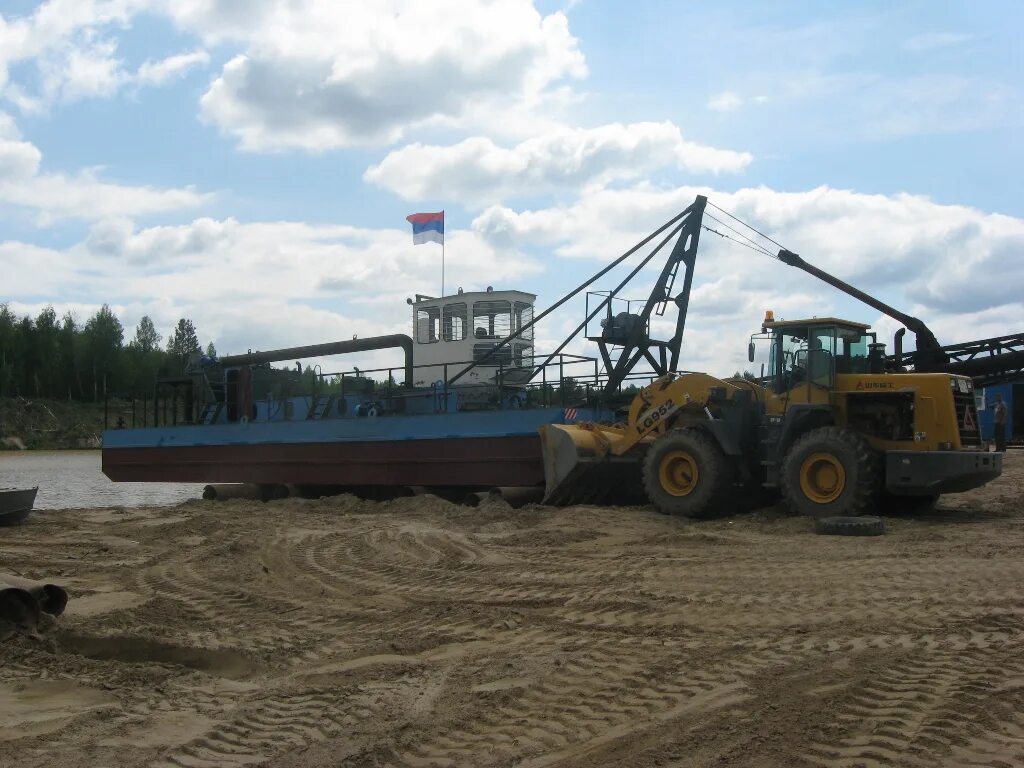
[780,426,880,517]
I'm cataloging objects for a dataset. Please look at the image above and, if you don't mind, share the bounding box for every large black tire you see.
[815,516,885,536]
[781,427,880,518]
[642,429,734,518]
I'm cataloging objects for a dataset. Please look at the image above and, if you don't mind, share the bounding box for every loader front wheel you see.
[643,429,732,518]
[781,427,879,518]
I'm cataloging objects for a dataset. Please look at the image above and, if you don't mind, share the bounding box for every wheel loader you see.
[457,194,1005,517]
[540,313,1002,517]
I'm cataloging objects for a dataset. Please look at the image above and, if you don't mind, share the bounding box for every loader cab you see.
[755,316,877,398]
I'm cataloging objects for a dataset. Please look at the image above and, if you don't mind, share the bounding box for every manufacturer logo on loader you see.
[636,398,678,435]
[855,381,894,390]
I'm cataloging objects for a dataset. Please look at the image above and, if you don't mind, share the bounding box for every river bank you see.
[1,453,1022,767]
[0,397,127,451]
[0,450,200,509]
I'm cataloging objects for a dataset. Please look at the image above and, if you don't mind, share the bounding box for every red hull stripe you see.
[103,435,545,487]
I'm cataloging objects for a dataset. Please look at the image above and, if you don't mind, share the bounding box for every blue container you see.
[977,382,1017,441]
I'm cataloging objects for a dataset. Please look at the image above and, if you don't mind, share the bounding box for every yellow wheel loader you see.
[541,314,1001,517]
[465,195,1007,517]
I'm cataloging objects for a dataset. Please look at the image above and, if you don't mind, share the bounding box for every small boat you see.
[0,487,38,526]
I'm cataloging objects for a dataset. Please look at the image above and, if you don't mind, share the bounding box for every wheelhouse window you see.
[513,302,534,340]
[513,343,533,367]
[473,342,513,365]
[473,300,512,339]
[416,306,440,343]
[443,303,467,342]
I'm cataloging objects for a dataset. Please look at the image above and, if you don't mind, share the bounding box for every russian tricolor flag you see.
[406,211,444,245]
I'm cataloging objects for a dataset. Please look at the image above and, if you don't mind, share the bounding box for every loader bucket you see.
[539,424,645,506]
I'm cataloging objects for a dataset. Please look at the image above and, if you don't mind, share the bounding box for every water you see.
[0,451,201,509]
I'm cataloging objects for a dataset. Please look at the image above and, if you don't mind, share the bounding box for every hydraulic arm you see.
[775,249,947,370]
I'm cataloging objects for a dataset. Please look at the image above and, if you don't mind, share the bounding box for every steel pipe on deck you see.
[219,334,415,385]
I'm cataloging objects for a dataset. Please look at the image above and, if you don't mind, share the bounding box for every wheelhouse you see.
[410,288,535,387]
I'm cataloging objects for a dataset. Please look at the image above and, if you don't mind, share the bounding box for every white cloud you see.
[4,184,1023,380]
[0,122,43,178]
[707,91,742,112]
[903,32,972,53]
[38,37,125,102]
[364,122,752,205]
[472,183,1024,317]
[173,0,587,150]
[134,49,209,86]
[467,183,1024,373]
[0,1,131,105]
[3,213,545,372]
[0,111,208,221]
[0,2,209,109]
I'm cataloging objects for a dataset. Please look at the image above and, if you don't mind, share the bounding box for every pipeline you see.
[219,334,415,386]
[462,486,545,508]
[0,573,69,638]
[203,483,289,502]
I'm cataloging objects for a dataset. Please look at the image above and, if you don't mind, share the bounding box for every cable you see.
[707,200,787,251]
[702,213,776,258]
[701,224,776,258]
[703,212,774,256]
[446,201,699,385]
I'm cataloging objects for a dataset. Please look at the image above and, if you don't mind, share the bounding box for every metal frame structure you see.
[446,196,709,398]
[588,197,706,392]
[889,332,1024,388]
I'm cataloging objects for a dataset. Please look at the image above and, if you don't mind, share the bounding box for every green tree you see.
[130,315,162,353]
[205,341,217,357]
[58,312,80,399]
[83,305,124,400]
[34,306,61,398]
[0,304,16,396]
[15,315,33,396]
[167,318,200,361]
[730,370,759,382]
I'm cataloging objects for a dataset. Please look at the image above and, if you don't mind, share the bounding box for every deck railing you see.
[110,351,678,429]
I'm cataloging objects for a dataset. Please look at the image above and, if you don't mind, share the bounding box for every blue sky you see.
[1,0,1022,376]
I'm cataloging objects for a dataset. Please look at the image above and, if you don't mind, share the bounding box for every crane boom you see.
[775,248,948,370]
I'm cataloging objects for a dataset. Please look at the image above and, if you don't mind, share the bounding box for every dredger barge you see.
[104,197,1021,516]
[102,286,617,495]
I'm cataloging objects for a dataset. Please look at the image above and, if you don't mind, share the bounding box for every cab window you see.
[769,330,807,393]
[807,326,836,388]
[836,329,872,374]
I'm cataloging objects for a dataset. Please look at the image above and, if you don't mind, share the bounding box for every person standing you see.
[993,393,1008,452]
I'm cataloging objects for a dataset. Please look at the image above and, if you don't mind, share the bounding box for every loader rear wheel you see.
[781,427,879,518]
[643,429,732,518]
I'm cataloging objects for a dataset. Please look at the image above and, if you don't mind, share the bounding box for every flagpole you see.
[441,210,445,298]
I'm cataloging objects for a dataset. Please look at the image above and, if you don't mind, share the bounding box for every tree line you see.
[0,304,215,401]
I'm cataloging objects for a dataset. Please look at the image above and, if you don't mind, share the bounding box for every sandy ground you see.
[1,453,1023,768]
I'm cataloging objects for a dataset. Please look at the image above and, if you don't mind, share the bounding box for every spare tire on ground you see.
[814,516,885,536]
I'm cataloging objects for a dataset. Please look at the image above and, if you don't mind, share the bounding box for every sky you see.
[1,0,1022,380]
